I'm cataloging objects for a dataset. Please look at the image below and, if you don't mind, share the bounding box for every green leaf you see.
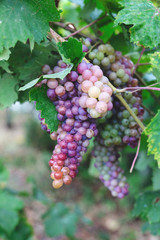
[10,217,33,240]
[88,158,99,177]
[0,160,9,184]
[142,222,160,235]
[57,37,85,66]
[152,169,160,191]
[148,202,160,223]
[0,49,11,60]
[132,191,160,217]
[29,85,58,132]
[144,110,160,167]
[0,73,18,109]
[0,208,19,234]
[99,22,115,43]
[115,0,160,48]
[0,191,24,211]
[0,61,12,73]
[0,0,60,53]
[19,65,72,91]
[43,203,79,237]
[149,52,160,82]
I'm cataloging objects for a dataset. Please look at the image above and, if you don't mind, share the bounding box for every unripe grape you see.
[50,132,58,141]
[89,109,101,118]
[117,69,125,78]
[101,57,110,66]
[109,72,117,81]
[89,51,96,59]
[93,59,100,65]
[108,55,115,63]
[88,86,100,98]
[98,44,107,53]
[97,52,104,61]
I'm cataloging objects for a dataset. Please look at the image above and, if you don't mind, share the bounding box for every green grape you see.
[110,129,118,137]
[97,51,104,61]
[114,78,122,86]
[122,119,129,127]
[89,51,96,59]
[101,57,110,66]
[109,72,117,81]
[124,91,132,100]
[130,96,137,104]
[93,58,100,65]
[132,107,138,115]
[122,110,130,118]
[98,44,107,53]
[124,129,131,136]
[109,55,116,63]
[117,69,125,78]
[122,74,129,83]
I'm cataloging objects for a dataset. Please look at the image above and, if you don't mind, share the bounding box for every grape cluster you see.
[35,39,144,198]
[93,144,129,198]
[39,59,112,189]
[88,43,143,148]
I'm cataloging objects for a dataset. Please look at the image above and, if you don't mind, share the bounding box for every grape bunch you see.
[35,39,144,198]
[38,59,113,189]
[87,42,143,148]
[93,144,129,198]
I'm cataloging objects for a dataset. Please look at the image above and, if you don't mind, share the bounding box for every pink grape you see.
[81,80,93,93]
[86,98,97,109]
[79,96,88,108]
[82,69,92,80]
[95,101,108,114]
[88,86,100,98]
[47,79,58,89]
[55,86,65,96]
[98,92,110,103]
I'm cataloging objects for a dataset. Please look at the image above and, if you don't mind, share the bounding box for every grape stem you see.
[135,72,160,105]
[119,85,160,93]
[132,46,145,75]
[64,15,107,39]
[130,137,141,173]
[52,22,92,39]
[48,29,146,131]
[108,82,145,131]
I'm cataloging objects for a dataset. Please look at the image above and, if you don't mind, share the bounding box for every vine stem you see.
[119,85,160,93]
[132,46,145,75]
[135,72,160,105]
[48,29,145,131]
[130,137,141,173]
[108,82,145,131]
[64,15,106,39]
[52,22,91,39]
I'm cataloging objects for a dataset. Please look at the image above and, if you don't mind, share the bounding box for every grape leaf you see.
[147,202,160,223]
[142,222,160,235]
[144,110,160,167]
[0,61,12,73]
[29,85,58,132]
[149,52,160,82]
[19,65,72,91]
[152,169,160,191]
[0,73,18,109]
[0,0,60,53]
[132,191,160,217]
[57,38,85,66]
[115,0,160,48]
[99,22,115,43]
[43,203,79,237]
[0,192,24,211]
[0,208,19,234]
[0,49,11,60]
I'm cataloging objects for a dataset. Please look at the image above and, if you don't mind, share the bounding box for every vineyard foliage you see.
[0,0,160,236]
